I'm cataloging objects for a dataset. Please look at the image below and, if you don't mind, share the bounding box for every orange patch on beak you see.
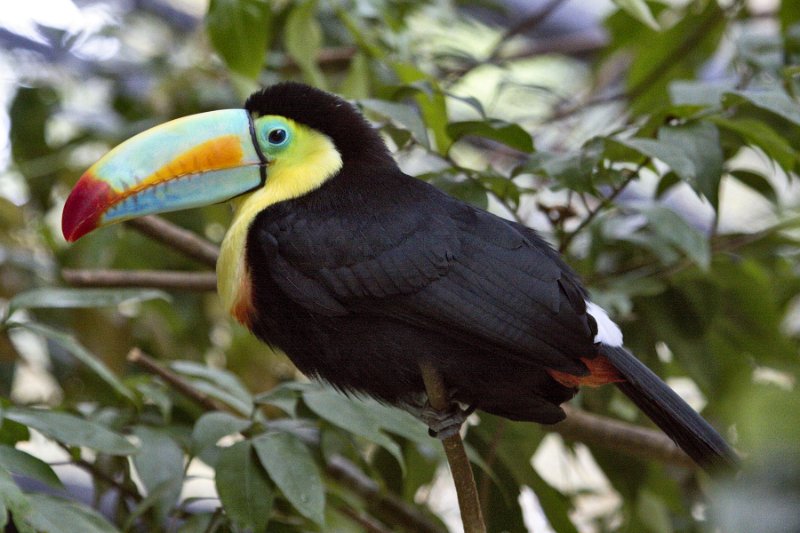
[133,135,245,194]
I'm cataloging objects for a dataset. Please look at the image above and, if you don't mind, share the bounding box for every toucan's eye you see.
[268,128,288,145]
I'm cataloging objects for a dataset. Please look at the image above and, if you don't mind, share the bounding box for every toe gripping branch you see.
[421,402,477,440]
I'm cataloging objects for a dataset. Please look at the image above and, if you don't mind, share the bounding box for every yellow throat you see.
[216,121,343,325]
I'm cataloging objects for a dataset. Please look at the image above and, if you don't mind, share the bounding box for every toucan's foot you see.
[401,393,475,439]
[421,402,476,439]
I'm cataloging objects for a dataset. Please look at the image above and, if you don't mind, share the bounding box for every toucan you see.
[62,82,736,471]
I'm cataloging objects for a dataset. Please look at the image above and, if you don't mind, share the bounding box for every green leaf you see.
[339,52,370,99]
[131,426,184,520]
[176,513,214,533]
[0,466,34,532]
[207,0,271,79]
[9,322,136,403]
[427,174,489,210]
[360,99,430,149]
[609,0,725,114]
[216,440,273,533]
[391,69,451,154]
[729,170,779,204]
[655,171,681,198]
[284,0,326,89]
[0,410,29,446]
[669,80,734,106]
[724,88,800,127]
[27,494,121,533]
[620,121,723,208]
[0,445,62,489]
[303,389,404,470]
[170,361,254,415]
[191,412,250,456]
[8,287,168,316]
[642,206,710,269]
[4,408,137,455]
[522,144,602,193]
[613,0,660,30]
[253,432,325,525]
[447,120,534,153]
[253,385,300,418]
[711,116,797,173]
[122,478,184,532]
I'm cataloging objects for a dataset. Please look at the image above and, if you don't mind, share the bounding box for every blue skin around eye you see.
[257,119,292,150]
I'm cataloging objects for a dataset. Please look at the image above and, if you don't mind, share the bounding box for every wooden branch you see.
[555,405,695,468]
[127,348,229,413]
[63,269,217,292]
[126,216,219,268]
[558,160,646,253]
[494,0,567,54]
[419,361,486,533]
[326,455,444,533]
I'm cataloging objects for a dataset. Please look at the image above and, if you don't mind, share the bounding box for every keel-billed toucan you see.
[62,83,736,470]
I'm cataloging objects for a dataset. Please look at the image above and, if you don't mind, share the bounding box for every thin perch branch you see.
[419,360,486,533]
[556,405,694,468]
[63,269,217,292]
[126,215,219,268]
[127,348,229,412]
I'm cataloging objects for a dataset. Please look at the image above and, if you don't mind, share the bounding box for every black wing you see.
[253,174,595,374]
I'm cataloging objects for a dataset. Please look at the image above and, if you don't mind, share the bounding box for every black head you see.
[245,83,394,167]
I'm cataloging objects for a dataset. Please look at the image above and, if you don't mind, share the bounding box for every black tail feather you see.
[601,345,738,472]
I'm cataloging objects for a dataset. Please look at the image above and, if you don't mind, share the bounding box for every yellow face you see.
[218,115,344,324]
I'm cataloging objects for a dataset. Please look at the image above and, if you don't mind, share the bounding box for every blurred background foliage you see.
[0,0,799,531]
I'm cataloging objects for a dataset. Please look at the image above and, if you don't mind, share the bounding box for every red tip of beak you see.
[62,174,117,242]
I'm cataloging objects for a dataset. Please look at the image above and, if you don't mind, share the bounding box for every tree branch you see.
[63,269,217,292]
[558,159,647,253]
[419,360,486,533]
[126,216,219,268]
[127,348,229,412]
[555,405,694,468]
[326,455,444,533]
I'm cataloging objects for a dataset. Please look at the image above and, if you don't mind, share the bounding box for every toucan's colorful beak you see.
[62,109,265,242]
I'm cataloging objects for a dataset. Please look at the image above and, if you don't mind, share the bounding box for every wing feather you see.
[254,176,594,373]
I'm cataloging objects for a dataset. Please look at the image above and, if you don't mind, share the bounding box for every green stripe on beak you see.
[62,109,266,242]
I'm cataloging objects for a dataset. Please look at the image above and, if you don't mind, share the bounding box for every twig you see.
[558,160,646,253]
[54,440,142,503]
[555,405,694,468]
[337,504,395,533]
[419,360,486,533]
[548,4,726,123]
[63,269,217,292]
[127,348,229,412]
[126,216,219,268]
[326,455,444,533]
[491,0,567,60]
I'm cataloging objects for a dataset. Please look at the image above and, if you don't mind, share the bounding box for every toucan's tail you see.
[600,345,738,472]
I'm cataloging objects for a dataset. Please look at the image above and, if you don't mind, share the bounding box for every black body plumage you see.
[242,83,737,470]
